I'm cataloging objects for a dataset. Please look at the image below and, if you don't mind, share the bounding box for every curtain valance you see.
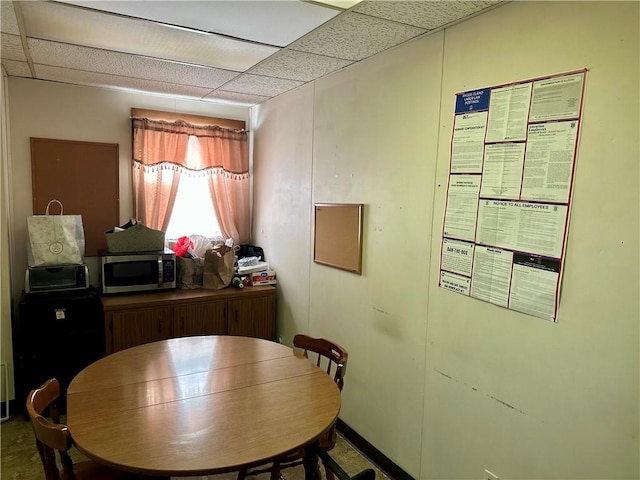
[132,118,249,173]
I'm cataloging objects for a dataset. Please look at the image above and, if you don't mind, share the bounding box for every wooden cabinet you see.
[174,301,227,337]
[102,286,276,354]
[111,307,173,353]
[228,296,276,339]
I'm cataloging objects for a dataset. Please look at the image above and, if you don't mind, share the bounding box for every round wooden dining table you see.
[66,335,342,478]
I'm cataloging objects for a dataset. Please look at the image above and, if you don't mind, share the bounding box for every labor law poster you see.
[439,70,586,322]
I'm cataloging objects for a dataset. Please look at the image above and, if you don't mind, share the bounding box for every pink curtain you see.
[132,118,250,243]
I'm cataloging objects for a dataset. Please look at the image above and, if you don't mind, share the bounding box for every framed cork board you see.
[314,203,363,274]
[31,138,119,256]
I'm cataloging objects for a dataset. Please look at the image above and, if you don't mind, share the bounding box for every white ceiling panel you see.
[20,1,279,71]
[0,1,20,35]
[221,74,305,97]
[205,90,271,106]
[1,59,31,77]
[35,64,216,99]
[28,39,240,89]
[249,49,353,82]
[56,0,343,47]
[289,11,426,61]
[352,0,501,30]
[1,33,28,62]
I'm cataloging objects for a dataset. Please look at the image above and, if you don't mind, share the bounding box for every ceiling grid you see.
[0,0,502,106]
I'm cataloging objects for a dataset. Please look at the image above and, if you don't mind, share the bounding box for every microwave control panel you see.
[163,259,175,283]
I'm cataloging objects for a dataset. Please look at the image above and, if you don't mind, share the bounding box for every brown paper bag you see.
[176,256,204,289]
[203,244,235,290]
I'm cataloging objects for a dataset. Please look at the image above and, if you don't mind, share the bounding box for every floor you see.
[1,413,388,480]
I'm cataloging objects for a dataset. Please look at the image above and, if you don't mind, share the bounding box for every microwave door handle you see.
[158,257,163,287]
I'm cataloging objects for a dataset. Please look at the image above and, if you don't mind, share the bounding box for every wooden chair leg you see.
[303,443,322,480]
[35,440,59,480]
[237,469,247,480]
[324,462,336,480]
[270,461,282,480]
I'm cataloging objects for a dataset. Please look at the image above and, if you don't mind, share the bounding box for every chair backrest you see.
[26,378,76,480]
[293,334,348,391]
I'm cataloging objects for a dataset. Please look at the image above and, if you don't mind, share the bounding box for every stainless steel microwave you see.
[101,249,176,294]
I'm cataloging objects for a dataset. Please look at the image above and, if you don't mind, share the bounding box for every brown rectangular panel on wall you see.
[31,138,119,256]
[314,203,364,274]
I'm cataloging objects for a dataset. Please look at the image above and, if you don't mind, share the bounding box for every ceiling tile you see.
[221,74,304,97]
[1,33,27,62]
[34,64,214,99]
[1,59,31,77]
[204,90,271,106]
[28,39,240,89]
[56,0,342,47]
[352,1,501,30]
[0,1,20,35]
[249,50,353,82]
[289,12,426,61]
[20,1,279,72]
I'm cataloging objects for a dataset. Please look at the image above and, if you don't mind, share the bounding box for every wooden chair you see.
[238,334,348,480]
[26,378,152,480]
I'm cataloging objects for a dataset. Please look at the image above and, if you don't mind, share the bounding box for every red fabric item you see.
[173,236,192,257]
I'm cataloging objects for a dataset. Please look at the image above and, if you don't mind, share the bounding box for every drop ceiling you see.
[1,0,503,106]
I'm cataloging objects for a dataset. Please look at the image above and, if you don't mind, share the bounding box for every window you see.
[163,137,222,241]
[131,112,251,244]
[164,173,222,241]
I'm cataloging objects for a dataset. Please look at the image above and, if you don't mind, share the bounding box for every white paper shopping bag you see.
[26,199,85,266]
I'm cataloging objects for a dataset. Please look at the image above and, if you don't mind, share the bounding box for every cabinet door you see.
[173,301,227,337]
[228,295,275,340]
[110,307,172,353]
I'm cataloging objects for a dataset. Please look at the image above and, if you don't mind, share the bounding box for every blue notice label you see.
[455,88,490,114]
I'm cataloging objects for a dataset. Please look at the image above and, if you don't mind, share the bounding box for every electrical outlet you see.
[484,469,499,480]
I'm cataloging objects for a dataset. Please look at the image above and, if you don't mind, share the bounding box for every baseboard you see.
[336,418,415,480]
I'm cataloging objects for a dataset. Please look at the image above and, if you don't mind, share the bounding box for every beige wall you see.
[252,2,639,479]
[252,82,315,346]
[3,79,249,398]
